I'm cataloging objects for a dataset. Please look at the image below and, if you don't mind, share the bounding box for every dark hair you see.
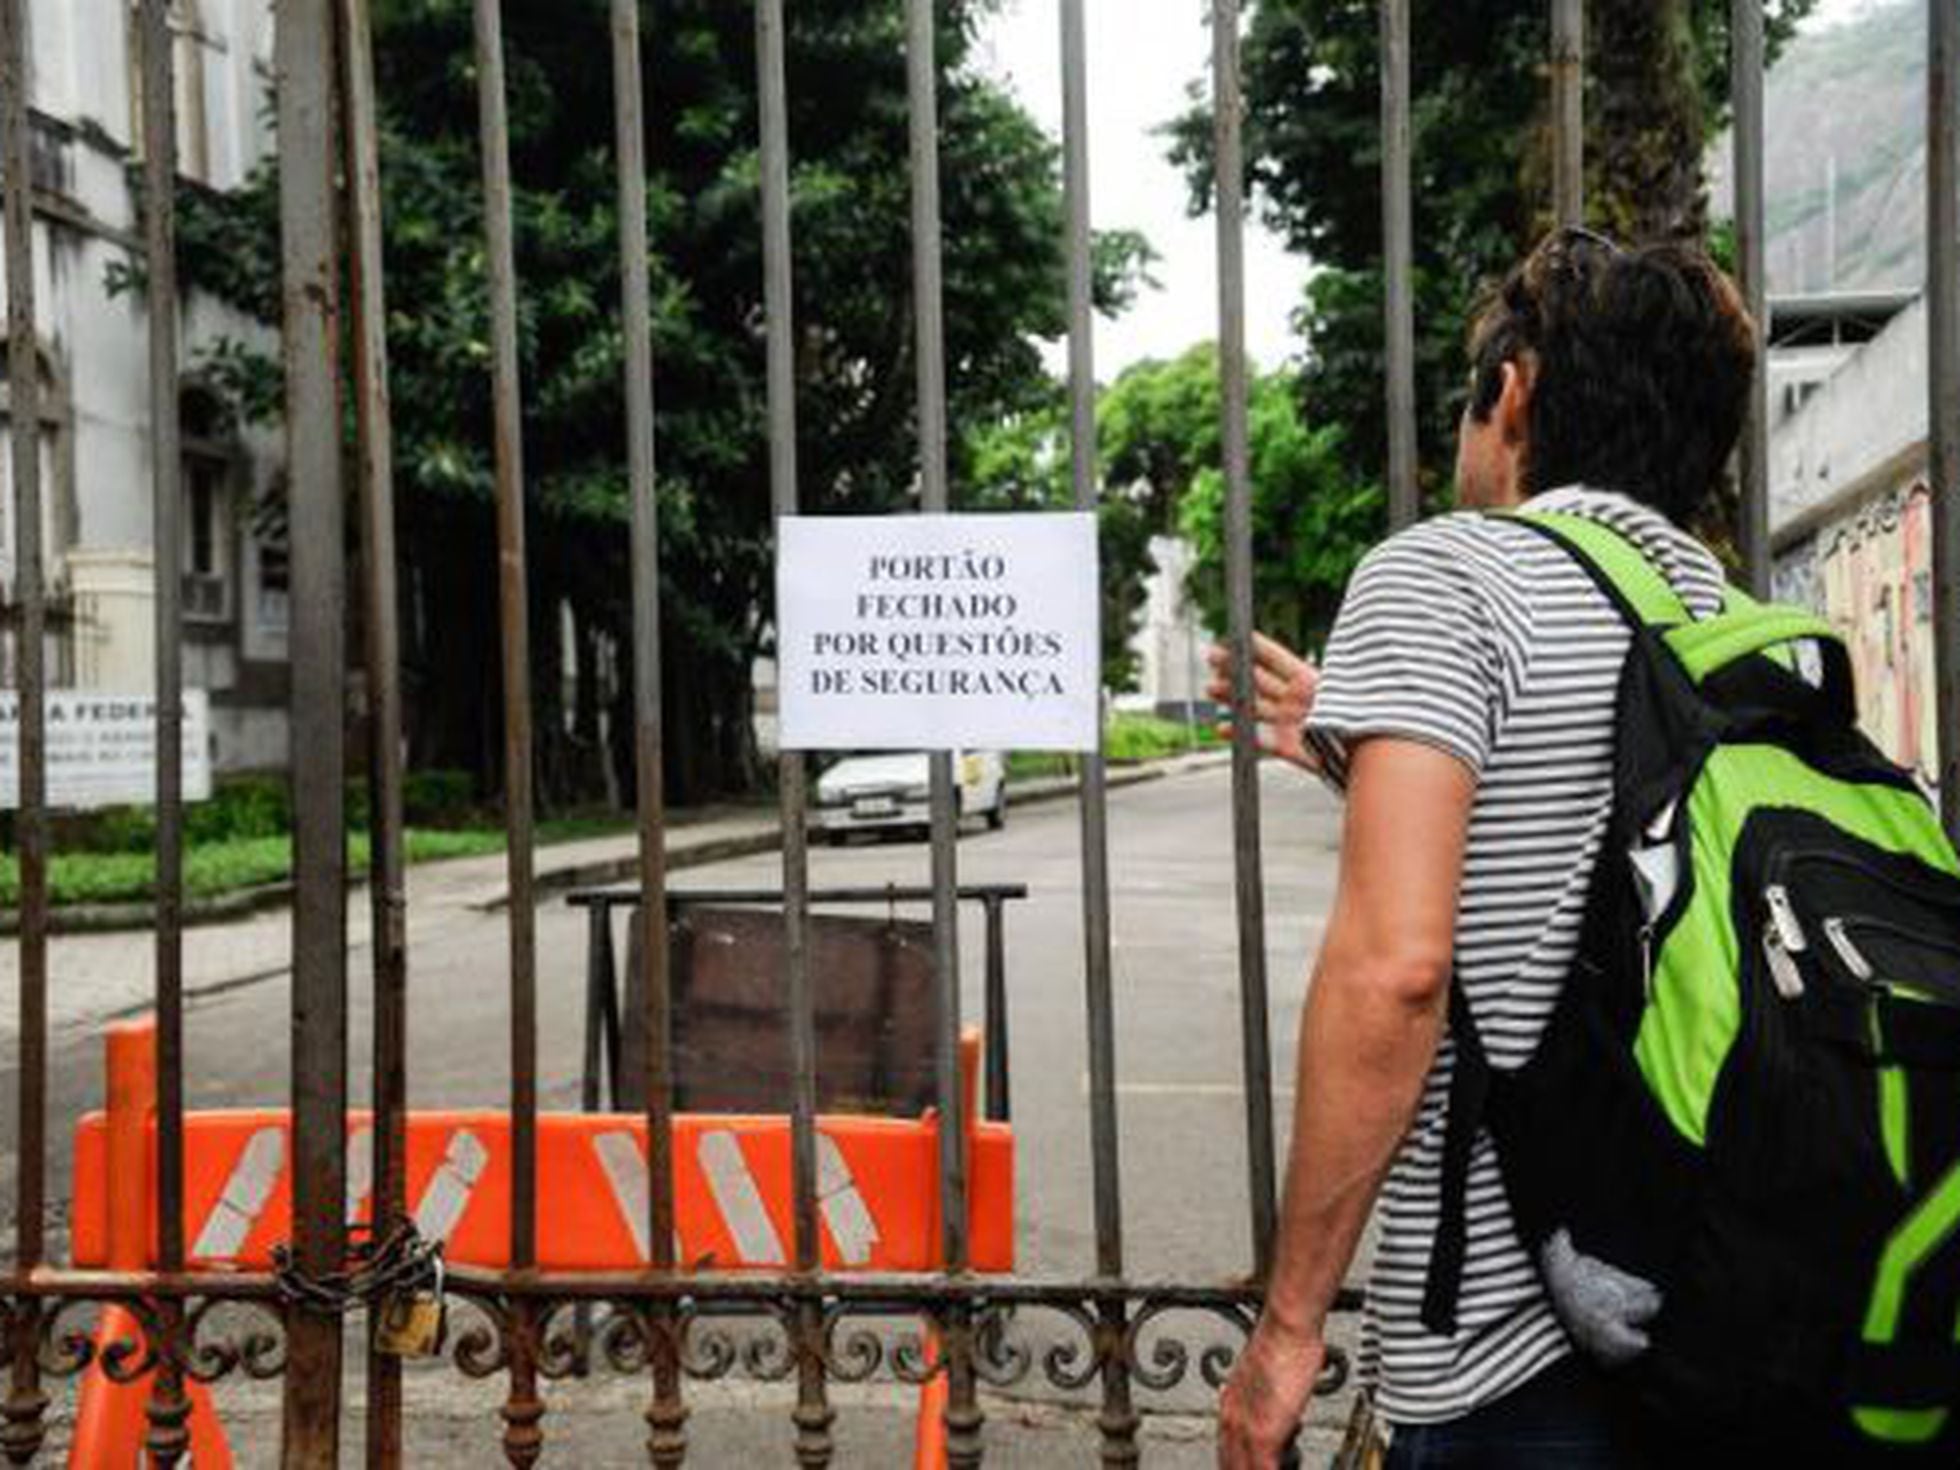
[1466,231,1757,526]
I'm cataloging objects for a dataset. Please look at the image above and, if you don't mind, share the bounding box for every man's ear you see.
[1496,358,1535,446]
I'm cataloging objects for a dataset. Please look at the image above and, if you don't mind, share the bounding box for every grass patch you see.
[1008,712,1221,782]
[1104,711,1221,763]
[0,816,632,908]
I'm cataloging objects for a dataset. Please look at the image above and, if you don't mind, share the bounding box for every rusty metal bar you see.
[139,0,193,1458]
[1060,3,1137,1463]
[1212,0,1280,1279]
[583,901,618,1109]
[471,0,540,1275]
[276,0,349,1460]
[337,0,410,1459]
[140,0,186,1273]
[1732,0,1770,596]
[572,883,1030,909]
[0,0,49,1457]
[755,0,833,1461]
[1381,0,1418,530]
[1932,0,1960,836]
[1551,0,1584,228]
[608,2,688,1463]
[471,3,544,1457]
[980,893,1010,1123]
[903,0,967,1269]
[904,0,980,1459]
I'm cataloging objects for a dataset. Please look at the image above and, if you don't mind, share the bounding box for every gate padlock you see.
[374,1257,448,1359]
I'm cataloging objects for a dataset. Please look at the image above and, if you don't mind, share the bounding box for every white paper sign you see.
[0,690,213,810]
[778,513,1101,752]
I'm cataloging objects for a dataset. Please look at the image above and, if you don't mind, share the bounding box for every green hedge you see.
[49,770,483,856]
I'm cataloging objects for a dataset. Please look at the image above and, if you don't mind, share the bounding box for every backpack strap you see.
[1421,975,1491,1337]
[1509,509,1693,631]
[1421,507,1694,1339]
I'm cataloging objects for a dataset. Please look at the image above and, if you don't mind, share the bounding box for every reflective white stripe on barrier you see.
[344,1125,373,1225]
[593,1129,650,1261]
[192,1126,285,1259]
[816,1131,880,1266]
[698,1129,785,1266]
[413,1128,488,1245]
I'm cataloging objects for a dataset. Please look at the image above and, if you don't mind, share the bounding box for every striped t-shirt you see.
[1303,486,1727,1426]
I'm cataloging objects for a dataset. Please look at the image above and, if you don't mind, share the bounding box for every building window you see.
[180,385,234,623]
[252,477,289,635]
[128,0,212,185]
[0,341,66,596]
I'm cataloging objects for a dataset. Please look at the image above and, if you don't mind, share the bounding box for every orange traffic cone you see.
[68,1306,233,1468]
[69,1022,234,1468]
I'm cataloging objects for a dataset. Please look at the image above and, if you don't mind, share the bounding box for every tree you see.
[1170,0,1816,521]
[172,0,1148,804]
[967,345,1370,678]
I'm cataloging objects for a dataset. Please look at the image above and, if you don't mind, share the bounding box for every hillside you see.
[1711,0,1924,295]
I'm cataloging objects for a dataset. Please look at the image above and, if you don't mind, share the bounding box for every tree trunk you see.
[1590,0,1708,243]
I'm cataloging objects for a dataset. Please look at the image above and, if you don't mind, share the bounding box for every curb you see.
[496,750,1229,908]
[18,750,1233,934]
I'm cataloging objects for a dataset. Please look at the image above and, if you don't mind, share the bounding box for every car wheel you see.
[986,791,1006,831]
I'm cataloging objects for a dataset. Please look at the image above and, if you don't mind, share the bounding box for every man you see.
[1213,231,1757,1467]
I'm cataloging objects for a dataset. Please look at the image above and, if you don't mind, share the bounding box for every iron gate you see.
[0,0,1950,1464]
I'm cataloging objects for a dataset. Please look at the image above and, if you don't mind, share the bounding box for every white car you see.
[812,751,1007,842]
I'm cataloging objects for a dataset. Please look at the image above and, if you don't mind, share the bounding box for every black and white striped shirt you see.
[1304,486,1727,1426]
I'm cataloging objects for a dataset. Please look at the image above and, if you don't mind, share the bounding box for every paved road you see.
[5,762,1363,1463]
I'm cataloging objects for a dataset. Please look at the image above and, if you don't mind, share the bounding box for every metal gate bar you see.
[337,0,413,1459]
[468,3,548,1459]
[900,0,985,1459]
[278,0,351,1458]
[137,0,193,1457]
[1733,0,1771,596]
[753,0,833,1461]
[1381,0,1418,531]
[1059,7,1139,1458]
[608,2,689,1462]
[1551,0,1584,229]
[0,0,46,1457]
[1211,0,1282,1281]
[1931,0,1960,839]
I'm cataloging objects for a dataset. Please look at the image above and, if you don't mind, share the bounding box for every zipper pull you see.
[1822,917,1875,982]
[1765,885,1807,953]
[1763,928,1806,1000]
[1639,922,1656,1001]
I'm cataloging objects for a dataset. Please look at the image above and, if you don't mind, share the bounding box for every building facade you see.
[3,0,288,774]
[1768,292,1935,786]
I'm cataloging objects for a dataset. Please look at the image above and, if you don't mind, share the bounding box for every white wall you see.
[1771,296,1928,530]
[5,0,288,771]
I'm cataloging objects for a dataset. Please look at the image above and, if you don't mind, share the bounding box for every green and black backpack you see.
[1422,510,1960,1460]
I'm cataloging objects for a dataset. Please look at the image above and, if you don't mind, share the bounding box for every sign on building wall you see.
[0,691,213,810]
[777,513,1101,752]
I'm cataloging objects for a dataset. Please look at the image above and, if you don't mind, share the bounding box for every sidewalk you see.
[0,752,1226,1043]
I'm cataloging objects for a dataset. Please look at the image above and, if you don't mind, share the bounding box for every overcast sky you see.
[976,0,1886,379]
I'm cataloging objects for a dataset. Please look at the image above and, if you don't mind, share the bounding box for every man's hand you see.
[1216,1320,1324,1468]
[1207,633,1319,771]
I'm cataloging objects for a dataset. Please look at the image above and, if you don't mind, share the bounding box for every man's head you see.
[1454,229,1758,523]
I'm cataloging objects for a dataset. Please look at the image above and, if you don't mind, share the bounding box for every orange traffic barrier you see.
[69,1023,233,1469]
[70,1022,1012,1466]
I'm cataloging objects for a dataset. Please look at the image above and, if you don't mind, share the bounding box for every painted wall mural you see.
[1793,480,1938,785]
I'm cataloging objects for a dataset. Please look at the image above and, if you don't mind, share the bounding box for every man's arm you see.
[1217,736,1474,1468]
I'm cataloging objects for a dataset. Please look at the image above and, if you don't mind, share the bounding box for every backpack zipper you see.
[1821,916,1874,982]
[1764,884,1808,952]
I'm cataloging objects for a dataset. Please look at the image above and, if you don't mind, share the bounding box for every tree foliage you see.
[1169,0,1817,520]
[968,345,1365,677]
[175,0,1148,803]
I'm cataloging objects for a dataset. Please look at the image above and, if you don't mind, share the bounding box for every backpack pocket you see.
[1707,823,1960,1454]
